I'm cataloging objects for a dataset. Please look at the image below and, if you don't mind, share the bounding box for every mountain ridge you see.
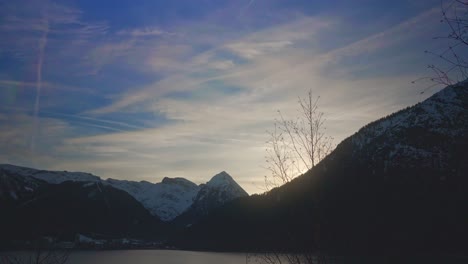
[176,82,468,255]
[0,164,248,222]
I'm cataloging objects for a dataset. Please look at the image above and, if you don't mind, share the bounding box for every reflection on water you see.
[3,250,466,264]
[67,250,246,264]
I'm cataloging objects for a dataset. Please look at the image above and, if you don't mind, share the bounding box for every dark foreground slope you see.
[177,83,468,255]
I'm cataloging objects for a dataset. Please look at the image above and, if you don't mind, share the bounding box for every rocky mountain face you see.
[177,83,468,255]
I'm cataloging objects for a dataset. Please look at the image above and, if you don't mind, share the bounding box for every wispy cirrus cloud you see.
[86,6,440,117]
[0,80,98,95]
[0,112,71,165]
[116,27,173,37]
[0,1,108,57]
[72,5,445,192]
[0,0,447,193]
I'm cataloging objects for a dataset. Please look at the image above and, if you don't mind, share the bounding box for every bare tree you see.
[264,89,334,190]
[247,252,329,264]
[414,0,468,89]
[248,90,333,264]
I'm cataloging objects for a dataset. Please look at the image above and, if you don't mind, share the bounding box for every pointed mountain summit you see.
[174,171,248,225]
[201,171,249,204]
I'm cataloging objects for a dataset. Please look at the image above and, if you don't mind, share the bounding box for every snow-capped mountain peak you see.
[0,164,249,222]
[205,171,237,188]
[172,171,249,225]
[190,171,248,214]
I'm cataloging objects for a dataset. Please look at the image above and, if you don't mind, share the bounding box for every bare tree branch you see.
[265,89,334,191]
[415,0,468,87]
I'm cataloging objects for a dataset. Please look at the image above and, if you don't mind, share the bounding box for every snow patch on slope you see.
[0,165,249,222]
[351,83,467,150]
[105,177,200,221]
[0,164,101,184]
[0,166,45,200]
[346,82,467,171]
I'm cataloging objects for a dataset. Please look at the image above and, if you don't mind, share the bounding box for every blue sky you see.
[0,0,454,193]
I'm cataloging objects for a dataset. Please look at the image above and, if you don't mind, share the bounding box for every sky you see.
[0,0,455,194]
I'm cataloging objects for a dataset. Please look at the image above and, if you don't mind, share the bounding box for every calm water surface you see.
[4,250,466,264]
[67,250,247,264]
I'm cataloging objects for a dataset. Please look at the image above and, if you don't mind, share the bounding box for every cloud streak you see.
[0,0,446,193]
[117,27,172,37]
[31,15,49,154]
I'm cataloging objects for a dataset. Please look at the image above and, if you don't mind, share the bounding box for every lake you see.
[63,251,468,264]
[3,250,467,264]
[32,250,246,264]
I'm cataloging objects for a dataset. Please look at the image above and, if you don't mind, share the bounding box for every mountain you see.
[349,82,467,169]
[0,174,166,246]
[0,164,101,184]
[105,172,248,223]
[191,171,248,214]
[0,164,247,222]
[174,171,248,225]
[177,82,468,255]
[104,177,200,221]
[0,168,45,204]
